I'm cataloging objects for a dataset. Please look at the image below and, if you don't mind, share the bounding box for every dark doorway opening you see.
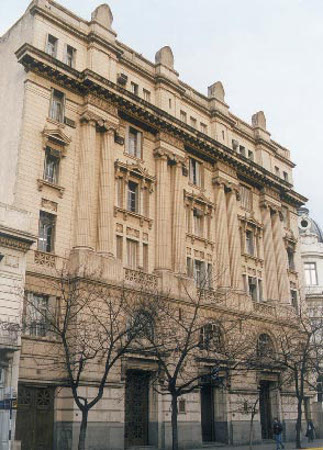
[125,370,150,448]
[259,381,273,439]
[15,384,55,450]
[201,382,215,442]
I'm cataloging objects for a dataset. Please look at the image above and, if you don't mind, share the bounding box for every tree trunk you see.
[78,408,89,450]
[295,396,303,449]
[249,411,255,450]
[171,395,179,450]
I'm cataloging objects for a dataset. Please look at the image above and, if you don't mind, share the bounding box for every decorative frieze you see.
[34,250,56,268]
[41,198,58,212]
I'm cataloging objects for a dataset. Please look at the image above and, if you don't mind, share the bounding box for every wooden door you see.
[125,370,150,447]
[15,384,55,450]
[201,383,215,442]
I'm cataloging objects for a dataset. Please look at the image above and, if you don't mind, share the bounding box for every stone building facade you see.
[0,1,308,449]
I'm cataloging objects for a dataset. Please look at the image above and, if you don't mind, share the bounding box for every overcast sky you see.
[1,0,323,225]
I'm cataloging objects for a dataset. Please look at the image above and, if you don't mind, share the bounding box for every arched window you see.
[257,333,274,358]
[199,323,222,351]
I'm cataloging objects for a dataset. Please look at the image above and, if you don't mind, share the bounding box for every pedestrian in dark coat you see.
[306,419,315,442]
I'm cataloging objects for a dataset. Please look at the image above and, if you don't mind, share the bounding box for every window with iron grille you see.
[38,211,56,253]
[23,293,56,337]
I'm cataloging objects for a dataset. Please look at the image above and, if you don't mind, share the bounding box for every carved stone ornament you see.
[115,159,155,185]
[41,198,58,212]
[157,132,184,150]
[42,125,71,155]
[85,94,118,116]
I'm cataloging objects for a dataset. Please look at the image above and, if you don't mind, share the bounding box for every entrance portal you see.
[125,370,150,447]
[15,384,55,450]
[259,381,273,439]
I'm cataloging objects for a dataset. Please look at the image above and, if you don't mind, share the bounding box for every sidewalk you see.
[191,439,323,450]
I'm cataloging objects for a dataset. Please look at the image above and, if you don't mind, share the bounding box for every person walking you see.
[273,417,285,450]
[306,419,315,442]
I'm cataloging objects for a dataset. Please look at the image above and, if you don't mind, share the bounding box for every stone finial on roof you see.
[155,46,174,70]
[208,81,225,102]
[91,4,113,30]
[252,111,266,130]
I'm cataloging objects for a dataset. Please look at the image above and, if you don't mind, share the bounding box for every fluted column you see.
[214,181,231,287]
[226,188,243,290]
[272,210,290,303]
[261,204,279,301]
[154,149,171,270]
[75,116,97,248]
[97,126,115,255]
[173,160,186,273]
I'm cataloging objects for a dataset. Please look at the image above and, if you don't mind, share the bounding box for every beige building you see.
[0,0,308,448]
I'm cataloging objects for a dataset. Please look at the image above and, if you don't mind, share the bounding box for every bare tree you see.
[140,275,253,450]
[24,270,152,450]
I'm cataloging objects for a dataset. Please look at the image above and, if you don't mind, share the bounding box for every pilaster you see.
[154,148,171,270]
[272,210,290,303]
[74,114,97,249]
[97,124,116,255]
[213,179,231,288]
[260,202,279,301]
[226,187,243,291]
[172,157,187,274]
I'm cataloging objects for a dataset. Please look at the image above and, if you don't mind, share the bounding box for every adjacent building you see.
[0,0,308,448]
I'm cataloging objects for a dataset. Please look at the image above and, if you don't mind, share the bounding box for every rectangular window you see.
[248,150,254,161]
[194,260,205,288]
[275,166,280,177]
[127,181,139,213]
[38,211,56,253]
[127,126,142,158]
[258,279,263,302]
[24,293,56,337]
[207,263,213,289]
[240,185,252,211]
[239,146,246,157]
[180,110,187,123]
[189,158,202,187]
[178,399,186,414]
[193,208,203,237]
[287,247,295,270]
[116,177,123,208]
[143,89,151,102]
[248,277,257,302]
[291,290,298,309]
[131,82,139,95]
[65,44,76,68]
[127,239,138,269]
[49,89,65,123]
[43,147,60,184]
[143,243,148,272]
[190,117,197,128]
[116,235,123,260]
[283,171,289,182]
[46,34,58,57]
[187,257,193,278]
[304,262,318,285]
[245,230,255,256]
[200,123,208,134]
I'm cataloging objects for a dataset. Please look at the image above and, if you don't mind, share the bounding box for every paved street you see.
[191,439,323,450]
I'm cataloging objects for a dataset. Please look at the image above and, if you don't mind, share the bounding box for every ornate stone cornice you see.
[184,189,214,209]
[42,125,71,155]
[0,232,34,253]
[15,44,307,209]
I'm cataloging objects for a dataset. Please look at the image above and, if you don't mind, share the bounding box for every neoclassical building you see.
[0,1,308,449]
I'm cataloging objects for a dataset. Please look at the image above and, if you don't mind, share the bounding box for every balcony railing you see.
[124,268,158,292]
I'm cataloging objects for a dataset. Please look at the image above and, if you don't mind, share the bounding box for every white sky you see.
[1,0,323,225]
